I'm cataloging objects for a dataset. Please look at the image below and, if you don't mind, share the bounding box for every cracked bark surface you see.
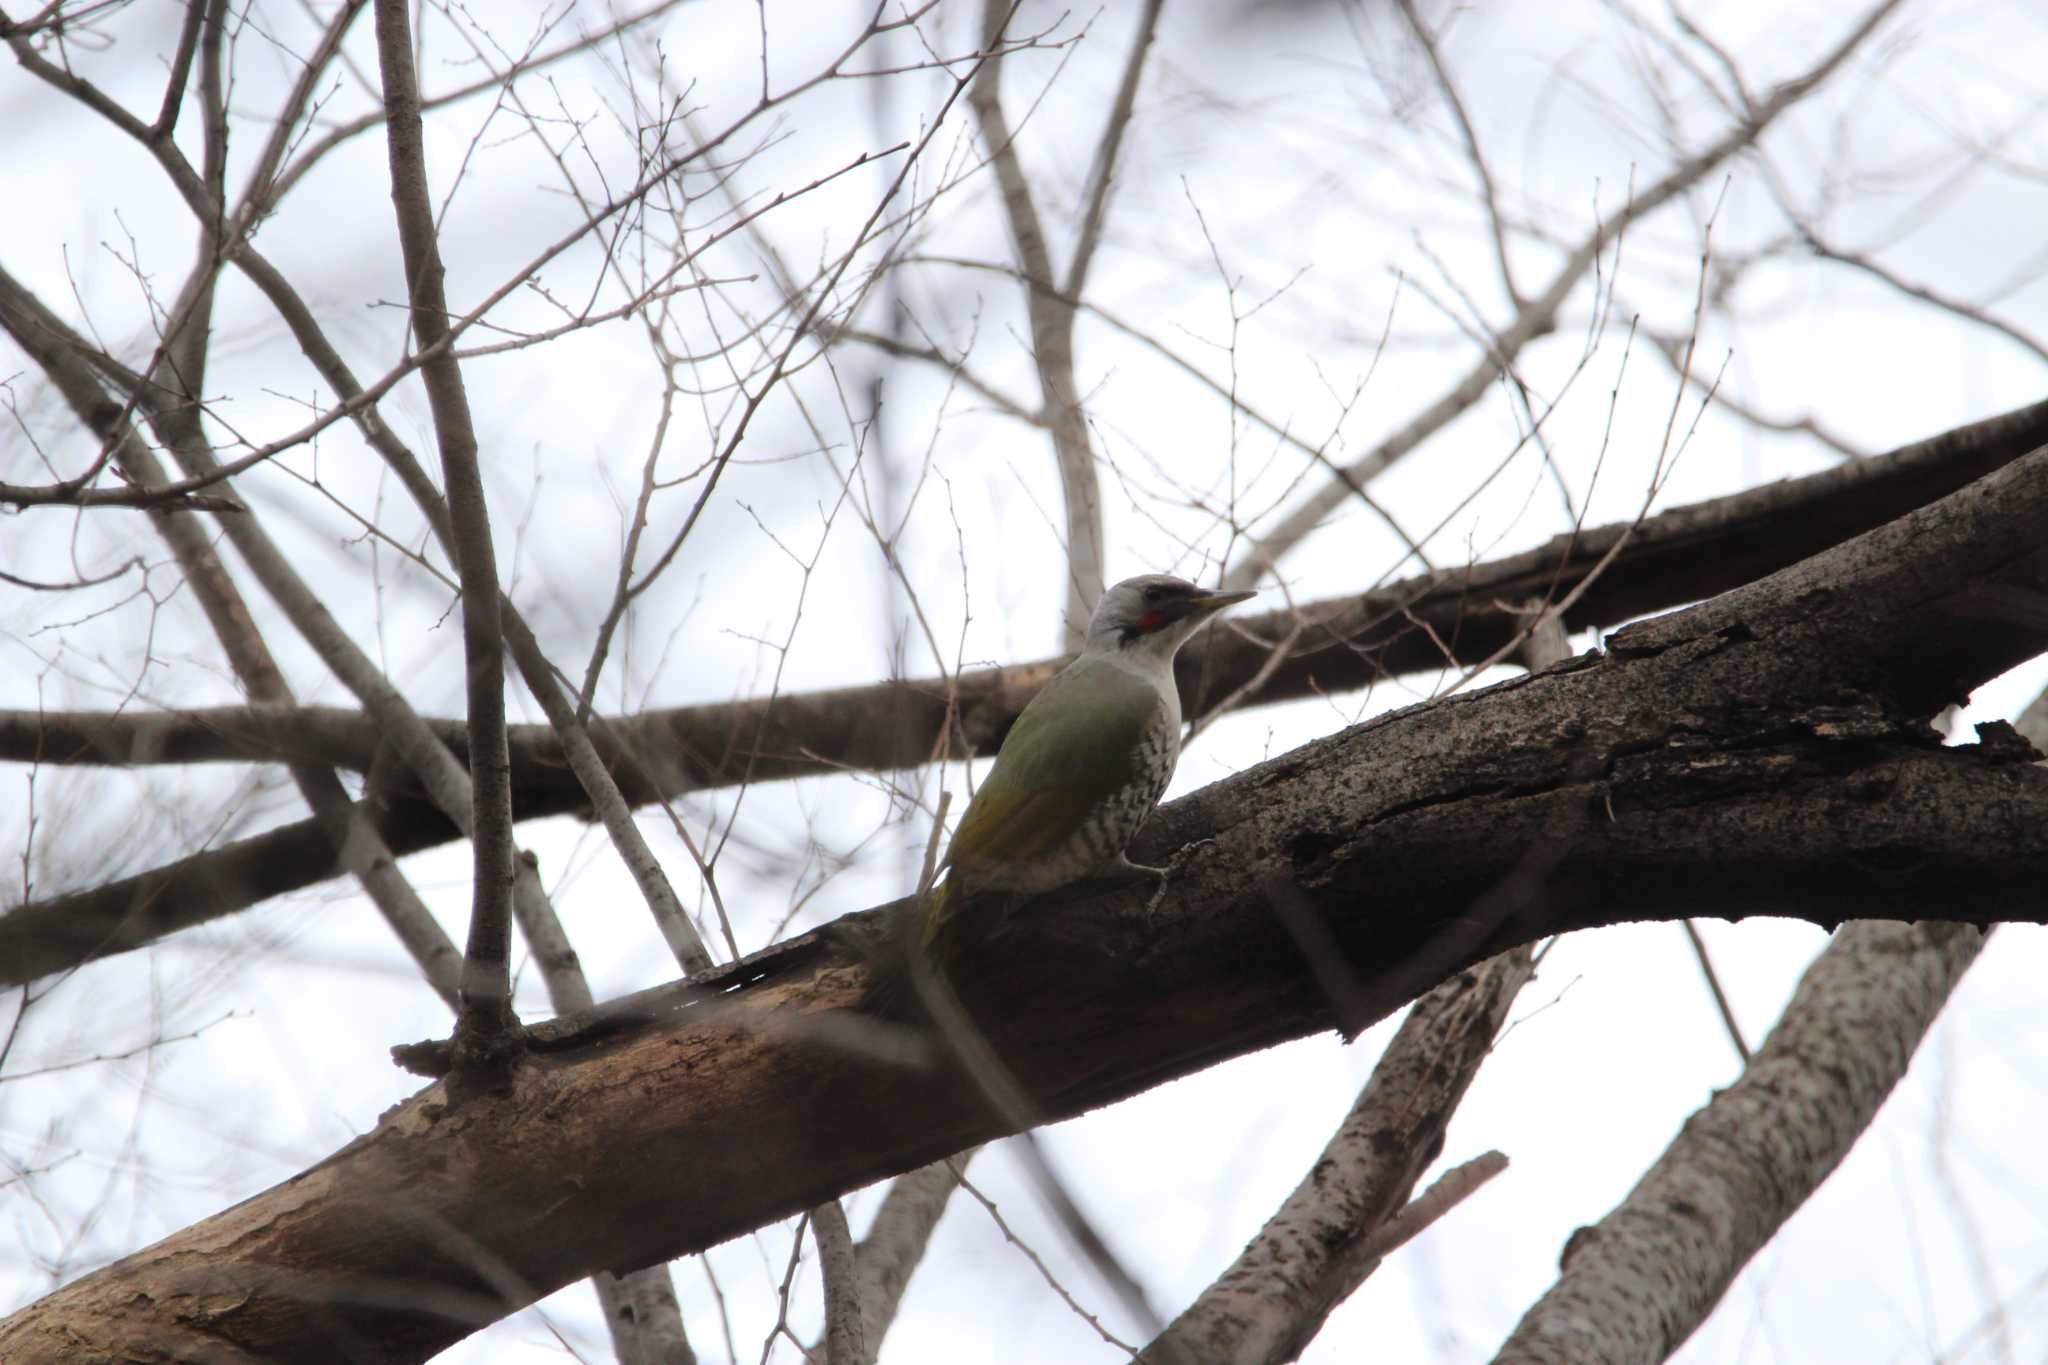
[3,418,2044,1360]
[1482,686,2048,1364]
[6,396,2047,987]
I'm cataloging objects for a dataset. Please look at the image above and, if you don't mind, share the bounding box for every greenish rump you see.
[922,574,1255,944]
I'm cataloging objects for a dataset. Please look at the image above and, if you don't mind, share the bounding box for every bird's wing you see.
[942,663,1160,879]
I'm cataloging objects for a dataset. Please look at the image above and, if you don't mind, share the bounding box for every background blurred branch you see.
[5,394,2042,986]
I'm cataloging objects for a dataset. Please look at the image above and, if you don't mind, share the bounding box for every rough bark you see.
[1485,688,2048,1365]
[1140,949,1537,1365]
[1139,615,1570,1365]
[6,395,2046,987]
[812,1200,864,1365]
[4,434,2046,1361]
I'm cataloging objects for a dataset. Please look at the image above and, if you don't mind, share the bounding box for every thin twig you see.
[1223,0,1909,587]
[957,1168,1141,1358]
[1680,919,1752,1065]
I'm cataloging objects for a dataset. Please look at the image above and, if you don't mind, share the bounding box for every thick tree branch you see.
[4,396,2044,987]
[4,717,2037,1362]
[5,434,2046,1361]
[12,394,2040,789]
[1141,606,1570,1364]
[1490,693,2048,1364]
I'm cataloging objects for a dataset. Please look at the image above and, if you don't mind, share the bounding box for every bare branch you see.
[0,476,245,512]
[822,324,1039,422]
[0,253,465,1007]
[255,0,687,212]
[373,0,517,1058]
[1140,950,1535,1365]
[1638,322,1870,460]
[234,183,719,979]
[812,1199,865,1365]
[1224,0,1909,588]
[1395,0,1520,304]
[1363,1151,1509,1262]
[972,0,1108,646]
[1063,0,1164,301]
[853,1152,978,1358]
[956,1168,1141,1358]
[1490,919,1987,1365]
[6,394,2046,985]
[1679,918,1751,1065]
[1800,224,2048,368]
[847,260,1433,559]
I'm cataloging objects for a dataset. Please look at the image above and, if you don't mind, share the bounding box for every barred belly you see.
[1010,705,1179,891]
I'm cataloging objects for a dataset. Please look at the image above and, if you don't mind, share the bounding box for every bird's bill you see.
[1148,586,1255,632]
[1182,587,1257,615]
[1127,584,1257,638]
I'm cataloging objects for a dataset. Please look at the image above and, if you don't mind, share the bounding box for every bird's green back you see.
[922,659,1166,942]
[948,660,1161,869]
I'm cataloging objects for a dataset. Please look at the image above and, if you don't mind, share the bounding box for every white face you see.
[1087,575,1226,655]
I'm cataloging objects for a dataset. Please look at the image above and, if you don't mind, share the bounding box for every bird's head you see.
[1084,574,1256,661]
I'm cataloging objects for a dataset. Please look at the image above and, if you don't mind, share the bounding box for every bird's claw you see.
[1143,838,1219,913]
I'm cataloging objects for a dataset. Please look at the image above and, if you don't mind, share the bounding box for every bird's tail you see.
[917,875,957,953]
[855,875,955,1021]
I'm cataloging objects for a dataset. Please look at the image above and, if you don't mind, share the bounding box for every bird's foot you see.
[1143,838,1219,913]
[1098,857,1168,887]
[1088,855,1169,910]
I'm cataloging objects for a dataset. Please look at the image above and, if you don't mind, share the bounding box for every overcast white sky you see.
[4,0,2048,1360]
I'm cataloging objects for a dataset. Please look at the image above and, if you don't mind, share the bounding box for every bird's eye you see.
[1143,584,1165,603]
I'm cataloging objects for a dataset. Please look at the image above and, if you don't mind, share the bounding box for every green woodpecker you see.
[923,574,1255,943]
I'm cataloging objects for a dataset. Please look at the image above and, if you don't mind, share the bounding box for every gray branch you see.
[7,426,2046,1361]
[1489,919,1986,1365]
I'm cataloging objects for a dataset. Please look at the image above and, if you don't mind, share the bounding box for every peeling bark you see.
[7,396,2047,987]
[4,437,2046,1360]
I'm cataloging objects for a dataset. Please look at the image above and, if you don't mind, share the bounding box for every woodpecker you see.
[922,574,1254,943]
